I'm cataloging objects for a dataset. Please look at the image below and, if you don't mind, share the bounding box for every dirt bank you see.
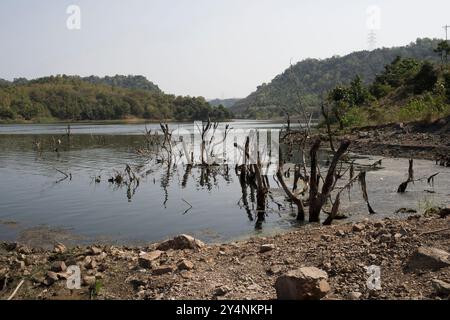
[1,209,449,300]
[346,116,450,161]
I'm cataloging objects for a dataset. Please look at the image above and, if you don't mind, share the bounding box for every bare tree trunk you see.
[309,139,351,222]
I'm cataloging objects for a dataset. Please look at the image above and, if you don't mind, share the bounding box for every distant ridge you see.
[231,38,442,119]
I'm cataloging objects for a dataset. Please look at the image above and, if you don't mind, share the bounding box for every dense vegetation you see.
[231,38,442,119]
[325,43,450,128]
[0,75,233,122]
[209,98,240,108]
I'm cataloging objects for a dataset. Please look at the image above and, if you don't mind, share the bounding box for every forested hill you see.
[82,75,162,93]
[0,75,162,93]
[231,38,442,119]
[0,75,233,122]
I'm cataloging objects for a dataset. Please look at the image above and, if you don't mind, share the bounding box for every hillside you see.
[231,38,442,119]
[324,54,450,128]
[0,75,233,122]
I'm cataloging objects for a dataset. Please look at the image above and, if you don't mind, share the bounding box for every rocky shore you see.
[1,209,449,300]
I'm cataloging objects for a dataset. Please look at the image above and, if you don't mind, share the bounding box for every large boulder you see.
[407,246,450,271]
[275,267,330,300]
[157,234,205,251]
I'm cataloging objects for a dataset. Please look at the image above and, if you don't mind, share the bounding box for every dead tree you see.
[308,139,351,222]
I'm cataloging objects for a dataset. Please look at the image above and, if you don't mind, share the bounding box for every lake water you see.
[0,120,449,246]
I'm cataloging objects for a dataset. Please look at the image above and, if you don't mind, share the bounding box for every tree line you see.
[0,75,233,122]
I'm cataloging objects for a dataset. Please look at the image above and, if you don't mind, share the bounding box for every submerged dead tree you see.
[398,158,440,193]
[308,139,351,222]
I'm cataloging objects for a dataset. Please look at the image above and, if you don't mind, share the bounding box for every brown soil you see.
[346,116,450,161]
[1,212,449,300]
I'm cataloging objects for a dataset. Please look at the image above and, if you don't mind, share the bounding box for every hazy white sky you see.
[0,0,449,99]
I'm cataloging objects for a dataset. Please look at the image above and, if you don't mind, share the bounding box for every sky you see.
[0,0,449,99]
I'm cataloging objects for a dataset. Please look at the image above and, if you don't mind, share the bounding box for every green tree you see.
[434,40,450,64]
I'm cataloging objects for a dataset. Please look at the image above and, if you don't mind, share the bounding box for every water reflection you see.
[0,125,449,245]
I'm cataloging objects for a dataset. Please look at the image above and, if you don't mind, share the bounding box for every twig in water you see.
[181,198,193,214]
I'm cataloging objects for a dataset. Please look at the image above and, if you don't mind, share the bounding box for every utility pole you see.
[444,25,450,41]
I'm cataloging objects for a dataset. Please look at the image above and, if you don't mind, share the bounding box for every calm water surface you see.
[0,121,448,245]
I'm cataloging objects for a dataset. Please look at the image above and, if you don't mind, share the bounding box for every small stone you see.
[84,256,97,270]
[335,230,346,237]
[13,260,26,270]
[177,259,194,271]
[152,265,174,275]
[138,250,164,269]
[51,261,67,272]
[260,244,275,253]
[347,292,362,300]
[89,246,102,255]
[267,265,282,275]
[374,221,384,229]
[214,285,231,296]
[17,245,32,255]
[432,279,450,296]
[45,271,59,285]
[352,223,365,232]
[53,243,66,254]
[82,275,96,287]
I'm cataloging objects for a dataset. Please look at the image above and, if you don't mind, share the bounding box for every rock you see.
[407,246,450,271]
[177,259,194,271]
[17,245,32,255]
[13,260,26,270]
[214,285,231,296]
[347,292,362,300]
[84,256,97,270]
[50,261,67,272]
[53,243,66,254]
[152,265,174,275]
[259,244,275,253]
[138,250,164,269]
[374,221,384,229]
[267,265,282,275]
[82,275,96,287]
[352,223,365,232]
[275,267,330,300]
[335,230,346,237]
[379,233,392,242]
[157,234,205,251]
[44,271,59,286]
[89,246,102,255]
[432,279,450,296]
